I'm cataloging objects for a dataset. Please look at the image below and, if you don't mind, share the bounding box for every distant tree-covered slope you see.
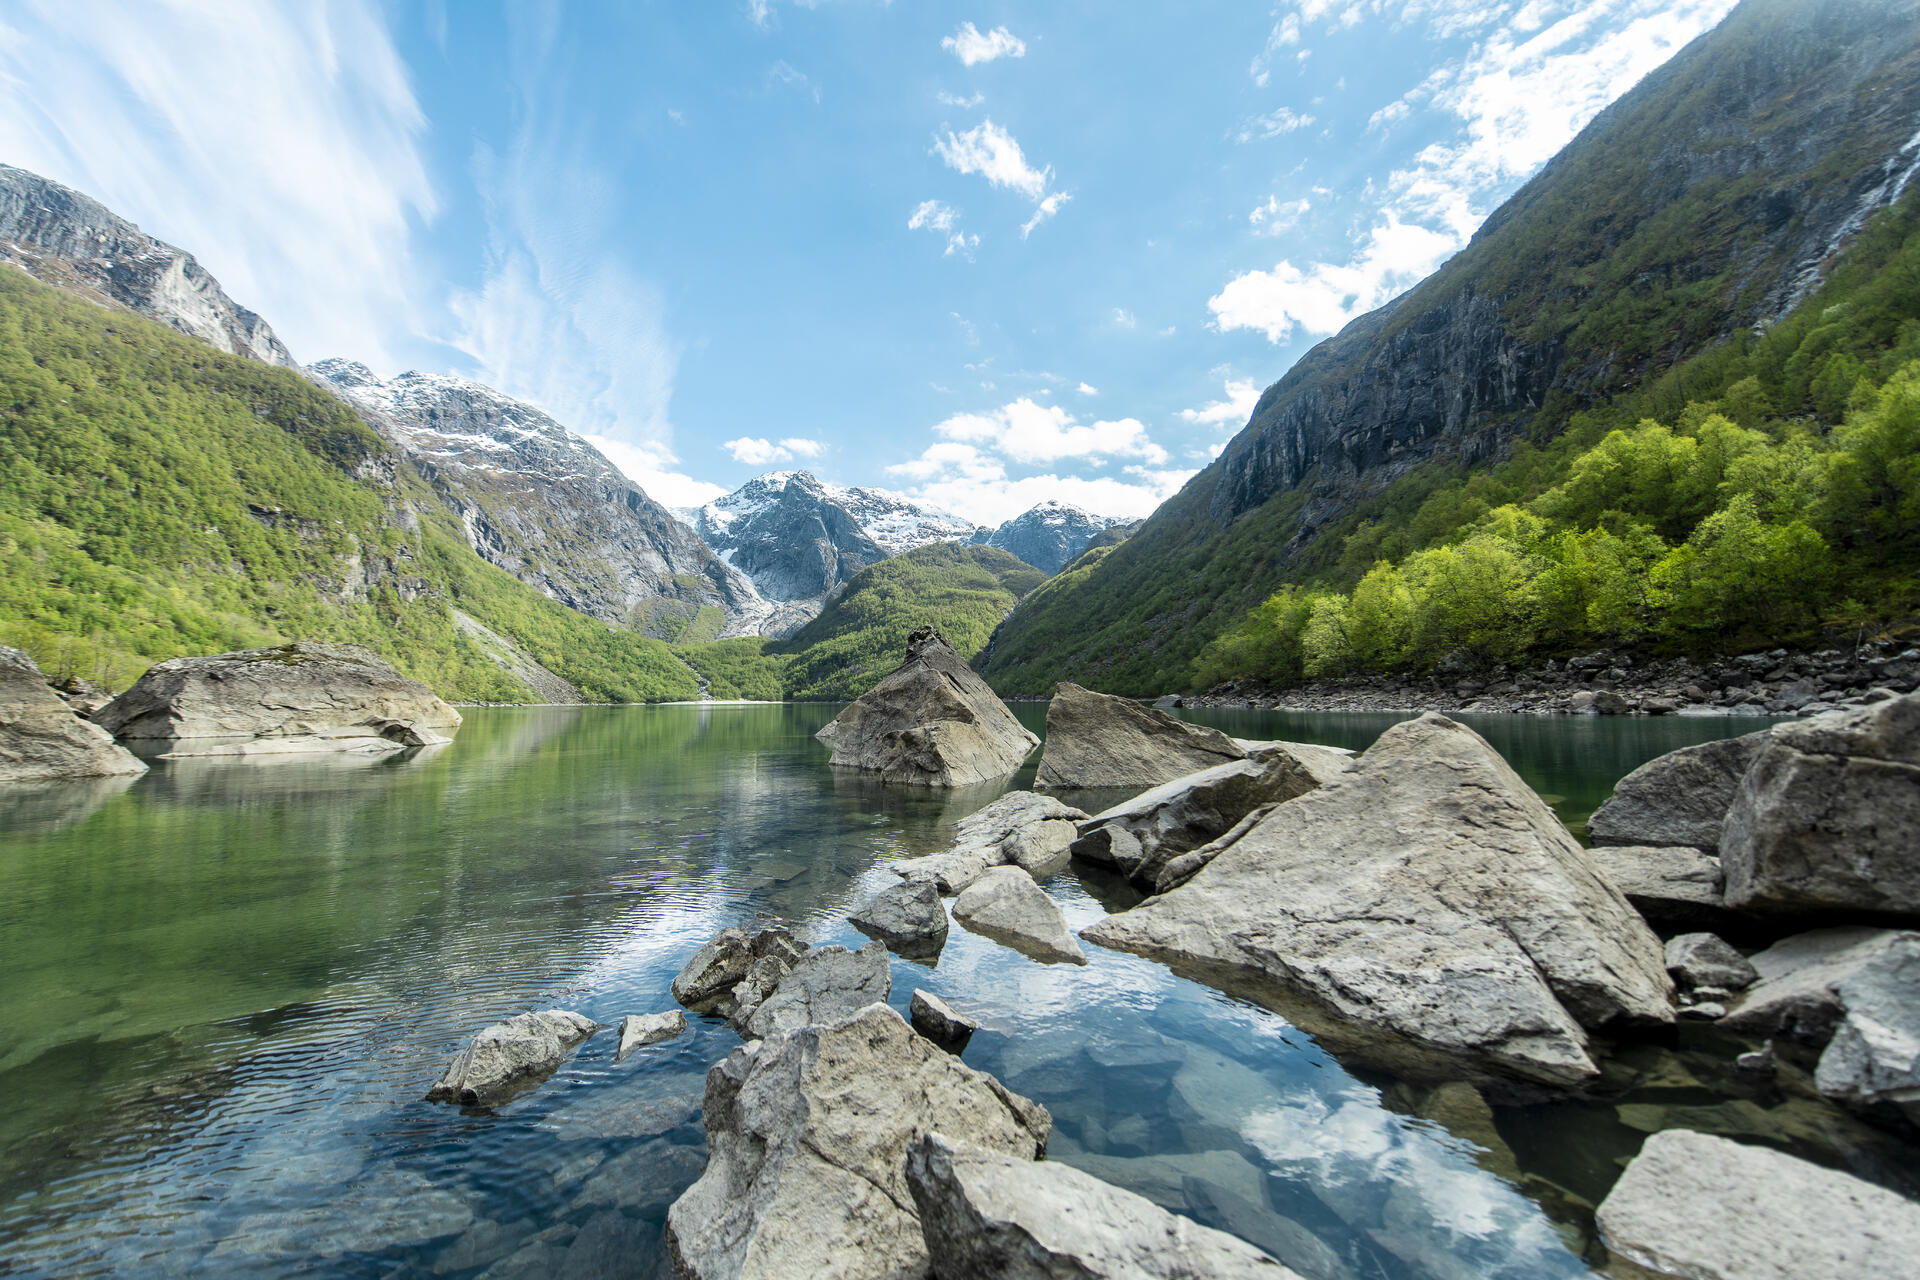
[675,543,1044,701]
[0,267,697,701]
[981,0,1920,696]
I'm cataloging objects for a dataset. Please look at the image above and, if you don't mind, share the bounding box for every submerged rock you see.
[664,1003,1049,1280]
[427,1010,597,1106]
[1071,746,1346,892]
[952,866,1086,965]
[848,880,949,957]
[1595,1129,1920,1280]
[1721,693,1920,919]
[1083,713,1673,1087]
[616,1011,687,1060]
[1034,681,1248,790]
[905,1133,1293,1279]
[1813,932,1920,1126]
[814,627,1037,787]
[0,646,147,783]
[1587,731,1770,850]
[894,791,1090,894]
[909,990,981,1053]
[740,942,891,1039]
[94,642,461,754]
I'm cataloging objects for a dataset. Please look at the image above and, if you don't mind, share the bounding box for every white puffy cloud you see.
[586,435,728,508]
[1213,0,1737,344]
[1180,378,1262,429]
[1250,195,1311,235]
[885,442,1192,525]
[909,199,980,257]
[941,22,1027,66]
[722,436,826,465]
[1077,382,1099,396]
[934,119,1051,200]
[931,397,1168,466]
[0,0,435,371]
[1020,192,1072,239]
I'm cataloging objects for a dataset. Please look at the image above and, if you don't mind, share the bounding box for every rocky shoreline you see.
[1185,642,1920,718]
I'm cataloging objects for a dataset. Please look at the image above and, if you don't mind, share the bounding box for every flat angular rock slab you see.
[1586,844,1734,933]
[616,1010,687,1060]
[1035,681,1248,790]
[1722,693,1920,920]
[953,866,1086,965]
[0,646,147,783]
[1722,927,1919,1047]
[849,880,949,957]
[427,1010,597,1106]
[814,627,1037,788]
[906,1134,1295,1280]
[1813,932,1920,1124]
[742,942,891,1040]
[1072,747,1343,892]
[665,1003,1049,1280]
[94,642,462,751]
[1084,713,1673,1087]
[1588,730,1770,851]
[1596,1129,1920,1280]
[894,791,1090,894]
[910,990,981,1052]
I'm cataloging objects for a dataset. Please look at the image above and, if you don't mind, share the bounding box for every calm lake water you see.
[3,704,1914,1278]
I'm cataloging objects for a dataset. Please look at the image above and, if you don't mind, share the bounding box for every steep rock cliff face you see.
[312,361,771,640]
[0,164,295,368]
[984,0,1920,694]
[974,501,1131,575]
[689,472,981,630]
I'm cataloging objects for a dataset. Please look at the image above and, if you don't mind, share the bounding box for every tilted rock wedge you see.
[95,642,460,754]
[1721,692,1920,920]
[952,866,1087,966]
[427,1010,597,1106]
[1596,1129,1920,1280]
[1587,730,1770,851]
[1035,681,1248,789]
[0,646,147,783]
[1083,713,1673,1087]
[815,627,1037,787]
[664,1003,1050,1280]
[906,1133,1296,1279]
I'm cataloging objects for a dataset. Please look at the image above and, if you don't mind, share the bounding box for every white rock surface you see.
[1596,1129,1920,1280]
[1813,932,1920,1124]
[952,867,1087,966]
[1721,927,1920,1047]
[741,942,892,1040]
[894,791,1090,894]
[616,1011,687,1060]
[427,1010,597,1106]
[0,646,147,783]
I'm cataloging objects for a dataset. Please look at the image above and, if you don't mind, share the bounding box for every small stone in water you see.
[617,1010,687,1060]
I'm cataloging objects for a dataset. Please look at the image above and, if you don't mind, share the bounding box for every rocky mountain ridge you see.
[0,163,295,368]
[970,500,1134,575]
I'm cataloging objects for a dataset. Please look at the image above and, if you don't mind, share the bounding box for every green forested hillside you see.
[0,267,697,701]
[677,542,1045,701]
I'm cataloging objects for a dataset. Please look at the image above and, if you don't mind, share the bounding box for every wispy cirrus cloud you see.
[941,23,1026,67]
[0,0,435,370]
[908,199,980,257]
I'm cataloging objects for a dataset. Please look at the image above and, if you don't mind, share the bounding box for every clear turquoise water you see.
[1,704,1911,1278]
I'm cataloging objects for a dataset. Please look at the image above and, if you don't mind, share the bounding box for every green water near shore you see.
[1,705,1912,1278]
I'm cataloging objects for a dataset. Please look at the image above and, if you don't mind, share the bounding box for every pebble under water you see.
[2,703,1914,1278]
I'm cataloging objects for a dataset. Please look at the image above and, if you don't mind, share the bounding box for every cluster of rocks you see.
[1191,642,1920,717]
[426,1003,693,1108]
[0,641,461,784]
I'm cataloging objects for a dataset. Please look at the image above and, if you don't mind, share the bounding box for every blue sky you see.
[0,0,1735,522]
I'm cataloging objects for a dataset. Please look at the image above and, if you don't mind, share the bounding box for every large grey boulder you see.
[1084,713,1673,1087]
[1587,731,1770,850]
[814,627,1038,787]
[0,646,147,783]
[1813,932,1920,1125]
[1721,927,1917,1046]
[1585,844,1732,932]
[905,1133,1295,1279]
[741,942,892,1039]
[1595,1129,1920,1280]
[1721,693,1920,919]
[1034,682,1247,789]
[894,792,1090,894]
[952,867,1086,965]
[664,1003,1050,1280]
[1071,747,1347,892]
[849,880,950,958]
[94,642,461,754]
[427,1010,597,1106]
